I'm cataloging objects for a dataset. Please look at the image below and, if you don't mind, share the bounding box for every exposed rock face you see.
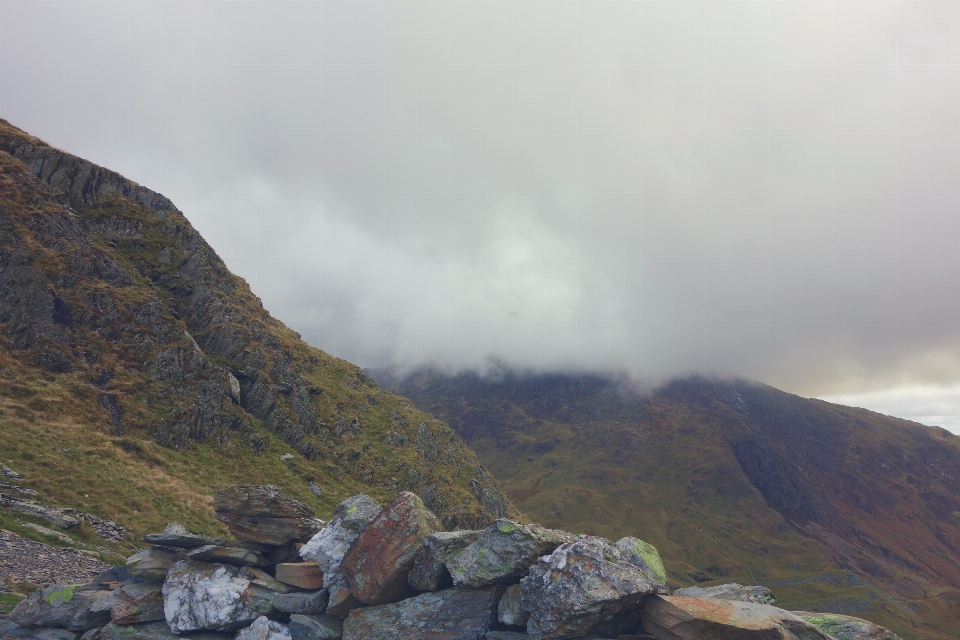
[794,612,903,640]
[275,563,324,589]
[214,486,320,545]
[497,583,528,628]
[673,583,776,605]
[341,588,499,640]
[615,537,668,588]
[408,530,481,592]
[273,590,329,615]
[126,548,187,581]
[521,536,658,638]
[99,621,231,640]
[447,520,574,588]
[92,582,165,624]
[287,614,343,640]
[9,584,112,631]
[235,616,292,640]
[341,492,442,605]
[642,596,834,640]
[161,560,258,632]
[187,544,269,567]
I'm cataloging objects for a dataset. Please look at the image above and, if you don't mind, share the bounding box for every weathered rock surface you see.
[91,582,165,624]
[9,584,112,631]
[673,583,775,605]
[273,590,329,615]
[615,537,668,588]
[522,536,658,638]
[161,560,258,632]
[275,563,324,590]
[497,584,528,628]
[794,611,902,640]
[323,588,360,619]
[447,520,575,588]
[0,621,79,640]
[236,616,292,640]
[99,621,231,640]
[409,530,482,592]
[187,544,269,567]
[642,596,834,640]
[341,492,442,605]
[288,613,343,640]
[214,486,320,546]
[341,588,499,640]
[126,548,186,581]
[0,494,79,529]
[142,533,265,551]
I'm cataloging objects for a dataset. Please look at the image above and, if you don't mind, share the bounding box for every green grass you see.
[0,592,24,615]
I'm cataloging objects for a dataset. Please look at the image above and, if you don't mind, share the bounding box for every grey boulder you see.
[408,530,481,592]
[99,621,232,640]
[288,614,344,640]
[161,560,259,632]
[236,616,292,640]
[9,584,112,631]
[273,590,329,615]
[341,588,499,640]
[673,583,776,605]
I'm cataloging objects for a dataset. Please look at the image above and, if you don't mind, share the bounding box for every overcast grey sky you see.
[4,1,960,427]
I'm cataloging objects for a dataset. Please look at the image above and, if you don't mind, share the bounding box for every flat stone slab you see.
[99,621,232,640]
[289,613,344,640]
[642,596,835,640]
[187,544,270,567]
[273,589,329,614]
[342,588,499,640]
[142,533,265,551]
[275,563,324,589]
[126,548,186,581]
[673,583,775,605]
[214,486,319,545]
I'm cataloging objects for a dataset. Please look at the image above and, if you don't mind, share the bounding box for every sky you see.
[3,1,960,430]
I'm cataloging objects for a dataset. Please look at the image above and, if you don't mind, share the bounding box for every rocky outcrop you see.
[642,596,834,640]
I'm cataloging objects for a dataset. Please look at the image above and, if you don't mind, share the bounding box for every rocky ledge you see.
[3,485,901,640]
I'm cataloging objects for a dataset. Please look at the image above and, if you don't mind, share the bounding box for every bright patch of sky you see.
[818,386,960,434]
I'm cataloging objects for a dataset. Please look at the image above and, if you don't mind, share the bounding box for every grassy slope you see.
[0,120,513,556]
[385,371,960,639]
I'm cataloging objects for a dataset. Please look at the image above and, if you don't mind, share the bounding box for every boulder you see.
[161,560,258,632]
[273,589,329,615]
[288,613,344,640]
[299,495,381,597]
[793,612,903,640]
[673,583,775,605]
[521,536,658,638]
[236,616,292,640]
[126,548,186,581]
[497,584,528,628]
[615,537,668,589]
[91,582,165,624]
[214,486,320,545]
[99,621,231,640]
[447,520,574,588]
[187,544,269,567]
[642,596,834,640]
[409,530,481,592]
[9,584,112,631]
[341,492,442,605]
[275,563,324,589]
[324,587,361,619]
[0,621,79,640]
[341,588,499,640]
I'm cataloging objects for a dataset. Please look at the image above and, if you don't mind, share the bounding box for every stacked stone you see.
[2,485,903,640]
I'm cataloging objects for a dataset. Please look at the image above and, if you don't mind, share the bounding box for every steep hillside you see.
[0,120,515,547]
[379,369,960,639]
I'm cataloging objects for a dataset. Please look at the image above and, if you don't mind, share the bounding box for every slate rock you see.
[273,589,329,615]
[288,613,343,640]
[409,530,481,592]
[99,621,232,640]
[324,588,360,619]
[161,560,258,632]
[642,596,834,640]
[275,563,324,589]
[90,582,165,624]
[497,584,528,628]
[142,533,265,551]
[1,622,79,640]
[186,544,269,567]
[341,588,499,640]
[794,611,903,640]
[214,486,320,546]
[483,633,528,640]
[9,584,112,631]
[126,548,186,581]
[236,616,292,640]
[447,520,575,588]
[615,537,668,589]
[247,568,294,594]
[673,583,775,605]
[341,491,442,605]
[521,536,658,638]
[299,495,381,601]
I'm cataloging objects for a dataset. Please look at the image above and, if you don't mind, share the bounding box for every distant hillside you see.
[0,120,515,549]
[377,369,960,639]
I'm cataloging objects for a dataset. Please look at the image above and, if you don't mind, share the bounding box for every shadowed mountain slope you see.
[378,369,960,639]
[0,120,515,543]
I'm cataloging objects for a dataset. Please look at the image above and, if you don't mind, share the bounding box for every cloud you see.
[4,0,960,397]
